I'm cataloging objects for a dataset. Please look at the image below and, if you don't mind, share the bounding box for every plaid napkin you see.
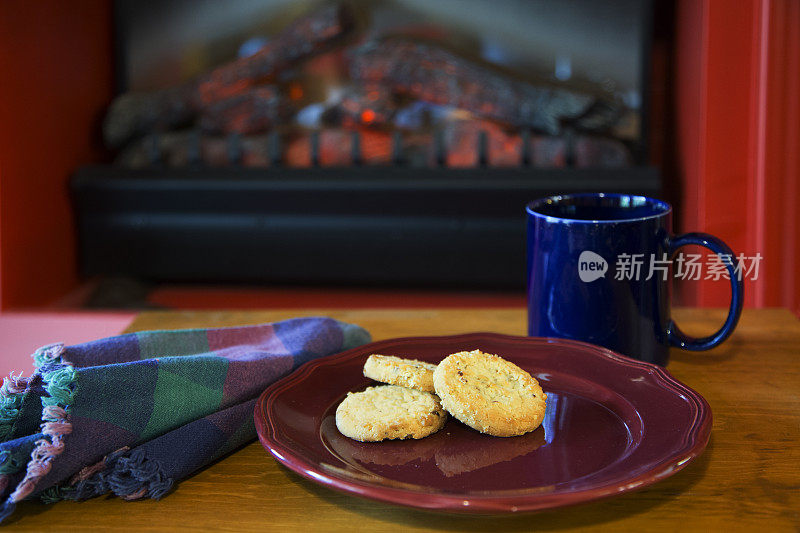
[0,317,370,523]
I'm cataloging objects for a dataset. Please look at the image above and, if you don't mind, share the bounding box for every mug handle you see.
[667,232,744,350]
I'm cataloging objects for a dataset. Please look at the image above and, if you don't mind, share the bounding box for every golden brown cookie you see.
[335,385,447,442]
[363,354,437,392]
[433,349,547,437]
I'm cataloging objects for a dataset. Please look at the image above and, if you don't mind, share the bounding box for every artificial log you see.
[103,3,354,147]
[349,38,622,135]
[199,87,291,135]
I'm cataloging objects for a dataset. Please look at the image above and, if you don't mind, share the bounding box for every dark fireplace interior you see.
[73,0,659,291]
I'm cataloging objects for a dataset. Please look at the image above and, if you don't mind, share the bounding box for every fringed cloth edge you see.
[0,344,75,522]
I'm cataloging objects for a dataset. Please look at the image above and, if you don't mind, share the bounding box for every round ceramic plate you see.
[254,333,711,514]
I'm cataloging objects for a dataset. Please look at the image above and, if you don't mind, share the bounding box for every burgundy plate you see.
[254,333,711,514]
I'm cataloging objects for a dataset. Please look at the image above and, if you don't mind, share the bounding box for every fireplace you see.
[72,0,658,289]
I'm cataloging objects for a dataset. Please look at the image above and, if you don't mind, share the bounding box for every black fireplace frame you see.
[72,165,659,288]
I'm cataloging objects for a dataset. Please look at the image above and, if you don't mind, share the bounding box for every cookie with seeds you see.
[363,354,437,392]
[335,385,447,442]
[433,349,547,437]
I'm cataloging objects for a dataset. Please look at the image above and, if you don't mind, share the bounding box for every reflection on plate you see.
[255,333,711,514]
[323,415,545,477]
[435,424,546,478]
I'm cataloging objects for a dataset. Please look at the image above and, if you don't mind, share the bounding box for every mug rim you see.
[526,193,672,224]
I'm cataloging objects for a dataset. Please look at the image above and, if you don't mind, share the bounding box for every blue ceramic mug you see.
[526,193,743,365]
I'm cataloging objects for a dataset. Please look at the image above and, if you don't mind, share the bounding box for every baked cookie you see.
[363,354,437,392]
[335,385,447,442]
[433,349,547,437]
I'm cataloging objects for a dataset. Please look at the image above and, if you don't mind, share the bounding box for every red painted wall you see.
[0,1,114,309]
[675,0,800,314]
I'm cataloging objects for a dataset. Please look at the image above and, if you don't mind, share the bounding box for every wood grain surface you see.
[7,308,800,531]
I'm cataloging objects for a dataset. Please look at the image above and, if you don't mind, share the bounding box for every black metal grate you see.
[136,125,600,170]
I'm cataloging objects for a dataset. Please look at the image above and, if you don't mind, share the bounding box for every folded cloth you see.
[0,317,370,523]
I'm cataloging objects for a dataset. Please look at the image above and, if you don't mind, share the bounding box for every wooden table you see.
[9,308,800,531]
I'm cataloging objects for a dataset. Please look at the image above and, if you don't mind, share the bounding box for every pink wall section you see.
[0,312,135,378]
